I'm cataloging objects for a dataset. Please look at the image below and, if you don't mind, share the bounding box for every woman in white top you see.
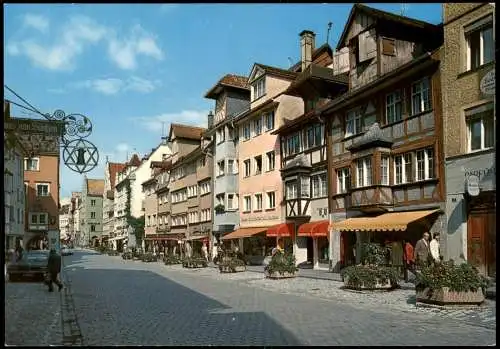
[430,232,441,262]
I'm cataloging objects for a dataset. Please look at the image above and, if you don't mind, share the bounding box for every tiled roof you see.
[204,74,250,99]
[87,179,105,196]
[108,162,126,189]
[128,154,142,167]
[253,63,298,81]
[169,124,206,141]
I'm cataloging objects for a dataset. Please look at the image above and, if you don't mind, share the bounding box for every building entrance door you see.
[468,209,496,277]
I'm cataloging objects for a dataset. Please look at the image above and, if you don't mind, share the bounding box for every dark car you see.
[7,250,49,281]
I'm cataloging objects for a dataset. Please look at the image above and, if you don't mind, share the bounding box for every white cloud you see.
[107,24,164,70]
[7,15,107,71]
[23,13,49,33]
[130,110,208,133]
[7,15,163,72]
[73,76,160,95]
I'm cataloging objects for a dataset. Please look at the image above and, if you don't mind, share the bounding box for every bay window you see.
[286,181,298,199]
[356,157,372,188]
[380,155,389,185]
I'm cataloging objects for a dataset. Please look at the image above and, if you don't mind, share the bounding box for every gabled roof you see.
[128,154,142,167]
[168,123,206,142]
[108,162,126,189]
[248,63,298,84]
[87,179,105,197]
[289,43,334,72]
[337,4,441,50]
[204,74,250,99]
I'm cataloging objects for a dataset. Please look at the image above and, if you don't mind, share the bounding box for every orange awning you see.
[221,227,268,240]
[298,220,329,238]
[333,209,441,232]
[267,223,294,238]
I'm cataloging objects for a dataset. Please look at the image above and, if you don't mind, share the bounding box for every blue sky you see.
[4,3,442,198]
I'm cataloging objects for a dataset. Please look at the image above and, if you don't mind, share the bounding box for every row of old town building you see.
[5,4,495,278]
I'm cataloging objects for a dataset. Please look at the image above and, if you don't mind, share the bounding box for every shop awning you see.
[267,223,294,238]
[333,209,441,232]
[144,234,184,241]
[185,235,209,241]
[221,227,268,240]
[297,220,329,237]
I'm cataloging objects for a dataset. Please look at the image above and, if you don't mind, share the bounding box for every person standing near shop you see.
[415,232,431,267]
[403,240,415,282]
[430,232,441,262]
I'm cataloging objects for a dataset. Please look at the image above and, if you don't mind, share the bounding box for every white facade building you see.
[111,142,172,251]
[59,197,71,241]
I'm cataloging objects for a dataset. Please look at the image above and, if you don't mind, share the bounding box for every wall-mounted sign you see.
[466,175,480,196]
[480,69,495,96]
[464,166,496,180]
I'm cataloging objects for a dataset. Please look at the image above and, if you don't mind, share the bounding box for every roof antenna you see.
[326,22,333,46]
[400,3,409,16]
[287,57,294,68]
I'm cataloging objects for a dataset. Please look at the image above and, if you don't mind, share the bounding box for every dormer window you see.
[252,78,266,101]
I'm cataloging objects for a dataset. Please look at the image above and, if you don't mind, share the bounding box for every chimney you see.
[300,30,315,71]
[207,111,214,129]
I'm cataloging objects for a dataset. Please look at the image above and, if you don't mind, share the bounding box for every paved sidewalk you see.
[208,262,417,289]
[5,280,63,346]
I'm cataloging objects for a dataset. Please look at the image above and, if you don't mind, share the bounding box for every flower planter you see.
[183,262,207,268]
[219,265,246,273]
[266,271,297,279]
[343,276,394,290]
[416,287,485,306]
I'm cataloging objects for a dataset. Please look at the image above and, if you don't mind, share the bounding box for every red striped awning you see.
[297,220,329,238]
[267,223,294,238]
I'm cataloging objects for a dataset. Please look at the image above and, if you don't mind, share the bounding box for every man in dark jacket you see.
[47,248,63,292]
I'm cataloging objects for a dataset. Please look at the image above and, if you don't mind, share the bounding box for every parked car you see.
[61,245,73,256]
[7,250,49,281]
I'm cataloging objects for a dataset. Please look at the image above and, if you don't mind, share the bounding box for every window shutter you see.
[382,38,396,56]
[358,29,377,62]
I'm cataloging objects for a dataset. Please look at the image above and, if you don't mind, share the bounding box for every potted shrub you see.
[141,252,158,263]
[182,254,208,268]
[214,204,225,214]
[122,251,133,260]
[341,243,399,290]
[219,257,246,273]
[415,259,489,305]
[264,252,298,279]
[163,254,182,265]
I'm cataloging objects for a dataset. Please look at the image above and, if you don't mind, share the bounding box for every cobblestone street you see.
[6,250,496,346]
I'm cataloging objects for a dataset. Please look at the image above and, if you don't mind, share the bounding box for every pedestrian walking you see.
[201,243,208,262]
[414,232,431,267]
[46,248,63,292]
[403,240,415,282]
[430,232,441,262]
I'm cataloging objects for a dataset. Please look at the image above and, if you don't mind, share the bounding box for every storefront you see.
[266,223,294,254]
[296,220,329,269]
[221,227,270,265]
[334,209,442,272]
[445,150,496,277]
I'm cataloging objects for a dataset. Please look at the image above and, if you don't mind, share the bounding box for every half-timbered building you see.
[271,30,348,269]
[319,4,445,272]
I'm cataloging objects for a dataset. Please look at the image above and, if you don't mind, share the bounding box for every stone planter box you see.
[416,287,485,306]
[343,277,393,290]
[219,265,246,273]
[183,262,207,269]
[265,271,297,279]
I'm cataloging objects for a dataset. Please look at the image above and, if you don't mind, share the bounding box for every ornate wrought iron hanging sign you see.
[4,85,99,174]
